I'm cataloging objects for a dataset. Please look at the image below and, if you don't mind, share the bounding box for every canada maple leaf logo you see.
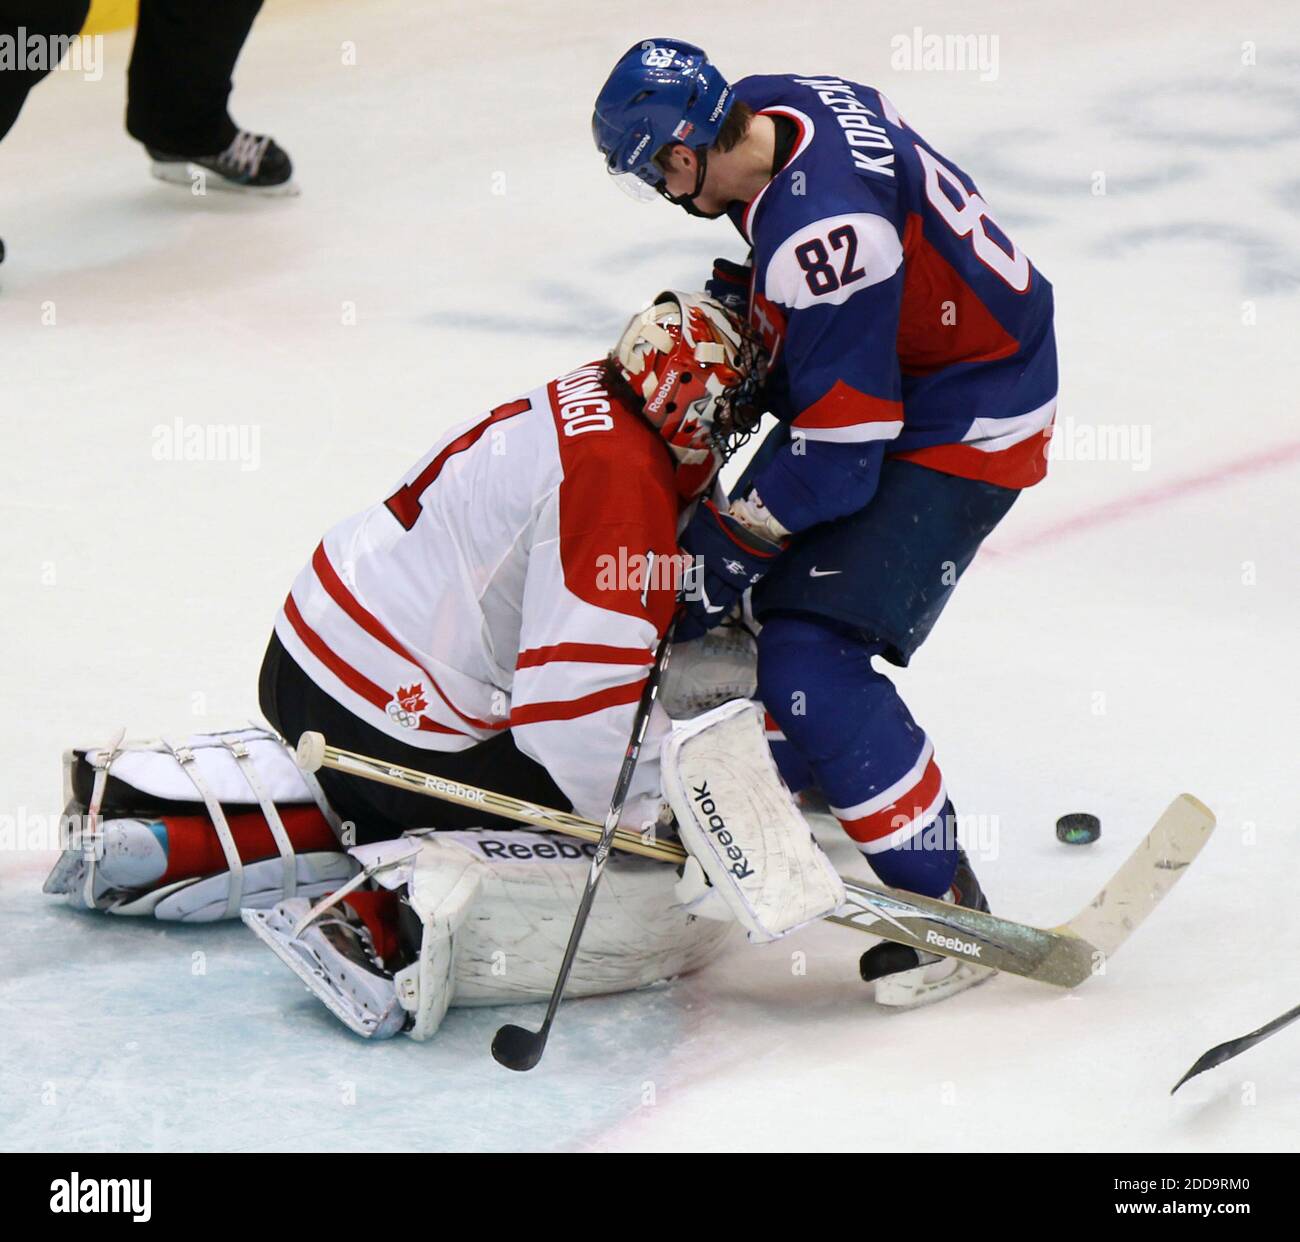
[395,683,427,714]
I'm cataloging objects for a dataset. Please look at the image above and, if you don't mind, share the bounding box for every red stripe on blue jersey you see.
[793,380,903,431]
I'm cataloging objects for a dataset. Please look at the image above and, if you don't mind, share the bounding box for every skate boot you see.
[859,846,997,1008]
[244,894,410,1038]
[147,130,298,196]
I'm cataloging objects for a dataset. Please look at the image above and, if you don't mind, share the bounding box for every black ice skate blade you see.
[492,1022,547,1072]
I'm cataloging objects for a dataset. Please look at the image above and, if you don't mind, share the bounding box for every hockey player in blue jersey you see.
[593,40,1059,1004]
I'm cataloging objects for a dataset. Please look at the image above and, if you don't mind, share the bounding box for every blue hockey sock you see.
[757,612,958,898]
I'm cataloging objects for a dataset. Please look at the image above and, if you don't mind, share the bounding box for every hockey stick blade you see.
[1171,1001,1300,1094]
[831,794,1215,988]
[1057,792,1215,960]
[491,1022,548,1072]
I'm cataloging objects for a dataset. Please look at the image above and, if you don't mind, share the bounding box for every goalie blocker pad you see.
[662,700,845,943]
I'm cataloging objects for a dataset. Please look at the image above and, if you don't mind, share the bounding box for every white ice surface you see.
[1,0,1298,1152]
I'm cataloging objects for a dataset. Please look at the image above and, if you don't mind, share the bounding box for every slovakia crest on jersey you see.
[387,682,427,729]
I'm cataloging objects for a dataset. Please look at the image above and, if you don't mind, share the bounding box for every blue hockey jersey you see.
[723,74,1058,533]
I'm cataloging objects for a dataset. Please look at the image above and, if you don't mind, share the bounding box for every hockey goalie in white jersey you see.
[45,291,853,1040]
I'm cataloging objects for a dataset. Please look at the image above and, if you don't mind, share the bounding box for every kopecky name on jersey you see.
[793,77,895,178]
[553,364,615,436]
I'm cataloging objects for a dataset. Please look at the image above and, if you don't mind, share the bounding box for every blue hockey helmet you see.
[592,39,734,200]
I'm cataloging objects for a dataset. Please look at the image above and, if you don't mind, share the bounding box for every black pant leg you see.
[258,633,574,844]
[125,0,263,154]
[0,1,91,142]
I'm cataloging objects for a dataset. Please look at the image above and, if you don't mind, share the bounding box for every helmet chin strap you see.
[664,149,729,220]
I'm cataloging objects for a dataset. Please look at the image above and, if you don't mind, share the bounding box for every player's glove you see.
[705,255,752,314]
[677,498,787,642]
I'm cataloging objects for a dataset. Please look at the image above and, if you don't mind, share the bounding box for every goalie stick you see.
[295,733,1215,993]
[495,620,677,1070]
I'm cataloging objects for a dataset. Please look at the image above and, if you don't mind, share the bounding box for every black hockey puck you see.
[1056,812,1101,844]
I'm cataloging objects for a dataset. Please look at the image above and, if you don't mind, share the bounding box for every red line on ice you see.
[983,438,1300,560]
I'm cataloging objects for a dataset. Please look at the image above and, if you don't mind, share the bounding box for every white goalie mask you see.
[611,290,764,499]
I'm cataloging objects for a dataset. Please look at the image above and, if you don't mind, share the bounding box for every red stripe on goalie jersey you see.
[282,592,468,737]
[309,543,504,732]
[547,367,680,635]
[516,642,654,670]
[510,677,650,726]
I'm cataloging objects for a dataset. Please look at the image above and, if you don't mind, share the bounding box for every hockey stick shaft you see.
[297,735,686,863]
[1171,1000,1300,1094]
[491,619,677,1068]
[295,736,1215,991]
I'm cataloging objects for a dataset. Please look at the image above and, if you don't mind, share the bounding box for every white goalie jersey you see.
[274,362,681,826]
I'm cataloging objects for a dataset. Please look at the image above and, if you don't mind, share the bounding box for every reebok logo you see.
[50,1173,151,1222]
[645,369,678,414]
[477,837,596,863]
[691,781,754,880]
[926,929,982,958]
[416,773,486,803]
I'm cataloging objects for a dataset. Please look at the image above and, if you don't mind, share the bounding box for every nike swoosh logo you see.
[809,567,841,577]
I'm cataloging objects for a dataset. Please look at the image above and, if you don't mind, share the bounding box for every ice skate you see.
[147,130,298,196]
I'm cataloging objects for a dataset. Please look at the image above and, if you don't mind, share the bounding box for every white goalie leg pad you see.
[662,700,846,943]
[393,829,734,1039]
[44,726,347,918]
[393,837,488,1041]
[659,623,758,719]
[140,853,357,922]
